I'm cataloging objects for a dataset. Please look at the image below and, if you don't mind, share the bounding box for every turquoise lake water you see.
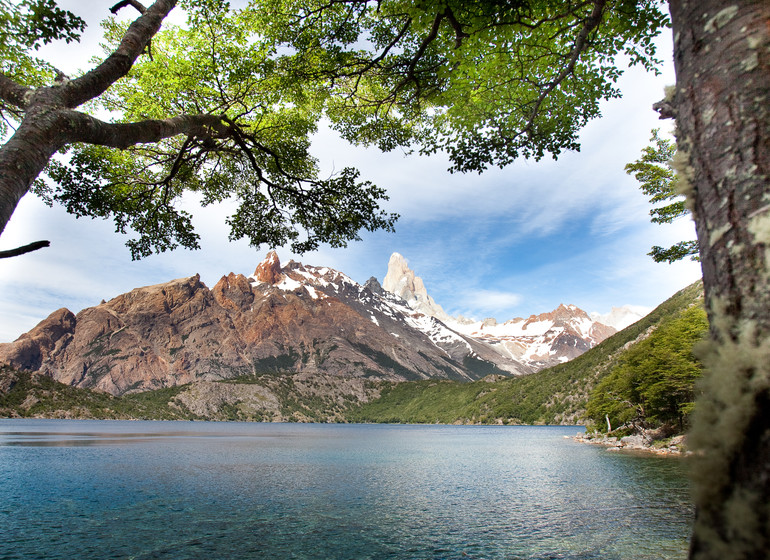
[0,420,692,559]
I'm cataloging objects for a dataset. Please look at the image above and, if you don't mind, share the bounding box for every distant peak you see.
[590,305,650,331]
[265,250,280,265]
[386,252,408,272]
[382,252,451,322]
[253,251,282,284]
[383,252,417,298]
[364,276,384,295]
[551,303,587,319]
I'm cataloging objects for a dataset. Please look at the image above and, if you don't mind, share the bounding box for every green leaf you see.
[626,128,699,262]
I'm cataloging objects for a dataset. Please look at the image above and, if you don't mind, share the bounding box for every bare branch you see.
[110,0,148,15]
[63,110,229,149]
[653,97,676,119]
[0,240,50,259]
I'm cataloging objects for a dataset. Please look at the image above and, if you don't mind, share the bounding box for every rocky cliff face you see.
[383,252,453,323]
[0,274,247,395]
[0,252,529,396]
[0,251,631,396]
[380,253,622,369]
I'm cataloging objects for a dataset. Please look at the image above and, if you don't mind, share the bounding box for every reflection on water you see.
[0,420,692,559]
[1,426,281,447]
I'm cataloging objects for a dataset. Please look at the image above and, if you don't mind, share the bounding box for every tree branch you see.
[522,0,607,137]
[0,240,50,259]
[443,8,470,48]
[653,97,677,119]
[110,0,148,15]
[158,134,194,186]
[221,116,316,195]
[405,11,445,84]
[223,119,288,194]
[62,0,176,108]
[64,110,229,149]
[0,74,32,109]
[345,17,412,96]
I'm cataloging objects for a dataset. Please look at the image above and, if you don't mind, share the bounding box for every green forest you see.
[586,304,708,433]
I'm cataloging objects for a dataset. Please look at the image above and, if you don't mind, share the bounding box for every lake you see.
[0,420,692,559]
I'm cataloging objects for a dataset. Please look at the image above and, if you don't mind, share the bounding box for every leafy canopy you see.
[0,0,84,136]
[15,0,669,258]
[35,0,397,259]
[256,0,670,171]
[625,128,699,263]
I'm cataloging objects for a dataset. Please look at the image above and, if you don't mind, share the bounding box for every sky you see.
[0,2,703,342]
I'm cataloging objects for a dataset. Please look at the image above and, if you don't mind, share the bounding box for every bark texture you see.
[0,0,178,238]
[668,0,770,557]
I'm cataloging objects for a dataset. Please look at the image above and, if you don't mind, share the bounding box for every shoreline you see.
[573,431,689,456]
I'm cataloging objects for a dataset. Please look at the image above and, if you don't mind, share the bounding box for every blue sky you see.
[0,2,703,341]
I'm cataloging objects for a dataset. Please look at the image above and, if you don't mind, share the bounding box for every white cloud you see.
[451,290,524,320]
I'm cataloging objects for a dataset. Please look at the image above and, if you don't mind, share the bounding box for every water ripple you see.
[0,420,692,559]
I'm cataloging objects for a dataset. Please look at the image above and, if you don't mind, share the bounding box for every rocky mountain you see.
[350,281,705,426]
[382,253,453,323]
[0,250,640,398]
[380,253,629,369]
[0,364,383,422]
[0,282,702,425]
[0,252,530,396]
[446,305,617,369]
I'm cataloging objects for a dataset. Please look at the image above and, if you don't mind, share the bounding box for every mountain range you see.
[0,252,646,397]
[381,252,645,369]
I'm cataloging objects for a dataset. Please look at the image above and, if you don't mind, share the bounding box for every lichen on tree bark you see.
[667,0,770,557]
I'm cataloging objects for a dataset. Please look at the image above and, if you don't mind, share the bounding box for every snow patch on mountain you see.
[250,251,640,375]
[276,276,302,292]
[590,305,650,330]
[380,252,627,370]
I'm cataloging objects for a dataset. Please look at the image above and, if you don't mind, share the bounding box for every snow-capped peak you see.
[382,252,453,322]
[590,305,650,331]
[379,253,628,370]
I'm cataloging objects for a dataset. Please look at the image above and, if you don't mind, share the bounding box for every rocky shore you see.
[574,430,689,455]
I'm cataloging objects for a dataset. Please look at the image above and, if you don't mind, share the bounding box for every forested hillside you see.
[1,282,705,426]
[349,281,705,426]
[586,304,707,433]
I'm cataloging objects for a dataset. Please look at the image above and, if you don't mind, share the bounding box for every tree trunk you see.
[0,0,177,239]
[0,109,65,236]
[668,0,770,557]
